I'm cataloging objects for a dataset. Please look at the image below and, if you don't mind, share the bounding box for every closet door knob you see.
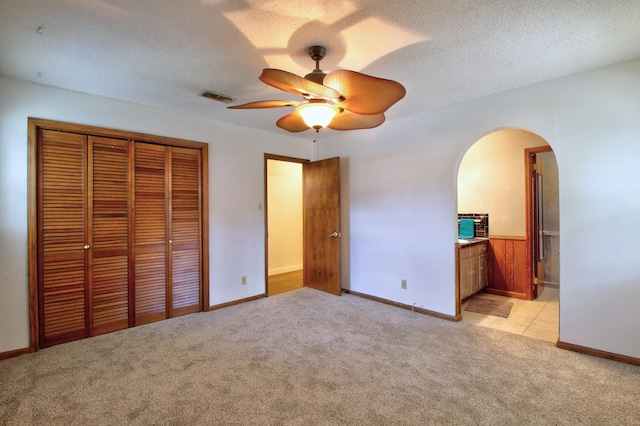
[84,244,90,249]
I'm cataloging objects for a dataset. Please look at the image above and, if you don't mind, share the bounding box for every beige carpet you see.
[465,296,513,318]
[1,288,639,425]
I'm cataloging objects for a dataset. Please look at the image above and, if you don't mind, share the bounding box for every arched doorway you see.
[456,128,560,342]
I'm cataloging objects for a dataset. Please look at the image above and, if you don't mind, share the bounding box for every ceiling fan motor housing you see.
[304,45,328,84]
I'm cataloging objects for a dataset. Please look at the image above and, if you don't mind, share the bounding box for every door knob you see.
[329,232,341,238]
[84,244,90,249]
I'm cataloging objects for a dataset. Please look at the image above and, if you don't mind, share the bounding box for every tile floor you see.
[461,287,559,343]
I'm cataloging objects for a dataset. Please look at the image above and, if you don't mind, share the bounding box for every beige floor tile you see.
[536,309,559,323]
[545,300,560,309]
[505,314,539,327]
[461,311,497,326]
[488,321,529,334]
[510,304,545,317]
[530,317,559,331]
[523,326,558,343]
[541,303,559,315]
[461,289,559,341]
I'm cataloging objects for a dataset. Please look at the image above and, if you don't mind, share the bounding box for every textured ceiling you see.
[2,0,640,136]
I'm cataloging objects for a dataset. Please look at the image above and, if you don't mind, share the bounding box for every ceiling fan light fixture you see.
[296,101,339,131]
[229,45,405,133]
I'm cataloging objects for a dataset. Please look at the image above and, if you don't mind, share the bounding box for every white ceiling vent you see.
[199,90,235,104]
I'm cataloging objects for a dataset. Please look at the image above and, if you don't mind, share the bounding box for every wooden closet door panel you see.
[89,137,130,335]
[170,147,201,316]
[134,143,168,325]
[38,130,88,347]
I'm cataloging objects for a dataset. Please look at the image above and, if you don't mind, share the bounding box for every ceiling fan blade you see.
[260,68,341,100]
[227,100,300,109]
[276,113,310,133]
[328,111,386,131]
[324,70,406,115]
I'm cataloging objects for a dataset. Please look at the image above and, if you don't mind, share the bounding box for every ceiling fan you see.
[228,46,406,133]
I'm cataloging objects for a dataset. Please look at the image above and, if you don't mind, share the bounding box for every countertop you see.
[457,237,489,247]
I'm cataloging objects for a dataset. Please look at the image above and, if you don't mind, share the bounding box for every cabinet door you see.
[460,256,472,300]
[470,256,480,292]
[169,147,202,316]
[38,130,88,347]
[478,252,488,290]
[89,137,130,335]
[133,143,168,325]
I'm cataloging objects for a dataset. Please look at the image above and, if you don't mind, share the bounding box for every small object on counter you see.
[459,218,475,239]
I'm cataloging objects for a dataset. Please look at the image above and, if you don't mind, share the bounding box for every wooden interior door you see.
[133,142,168,325]
[169,147,202,316]
[38,130,89,347]
[89,136,131,335]
[303,157,341,295]
[532,155,545,298]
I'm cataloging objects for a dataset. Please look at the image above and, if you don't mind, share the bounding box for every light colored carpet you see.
[1,288,638,425]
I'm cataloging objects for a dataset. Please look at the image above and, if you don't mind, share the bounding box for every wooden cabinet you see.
[35,122,206,348]
[459,241,488,301]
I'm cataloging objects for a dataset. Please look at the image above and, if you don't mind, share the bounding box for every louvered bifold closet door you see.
[89,137,131,335]
[134,143,168,325]
[38,130,88,347]
[170,147,202,316]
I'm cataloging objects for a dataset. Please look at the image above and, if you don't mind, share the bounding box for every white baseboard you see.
[268,264,303,276]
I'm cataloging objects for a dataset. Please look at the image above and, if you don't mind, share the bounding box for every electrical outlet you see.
[401,279,407,289]
[241,276,247,285]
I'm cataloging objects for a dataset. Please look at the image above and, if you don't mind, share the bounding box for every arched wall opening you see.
[455,127,560,341]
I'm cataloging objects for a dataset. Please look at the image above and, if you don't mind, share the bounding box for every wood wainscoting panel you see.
[487,237,529,299]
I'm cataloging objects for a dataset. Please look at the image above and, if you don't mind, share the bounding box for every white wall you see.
[320,59,640,358]
[0,76,311,353]
[267,160,303,275]
[458,128,549,236]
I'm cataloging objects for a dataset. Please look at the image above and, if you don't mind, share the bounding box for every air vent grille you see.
[199,90,235,104]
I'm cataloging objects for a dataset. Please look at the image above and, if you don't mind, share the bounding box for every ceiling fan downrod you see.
[305,45,327,84]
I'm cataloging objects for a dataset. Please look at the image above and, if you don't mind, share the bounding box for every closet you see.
[30,119,208,348]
